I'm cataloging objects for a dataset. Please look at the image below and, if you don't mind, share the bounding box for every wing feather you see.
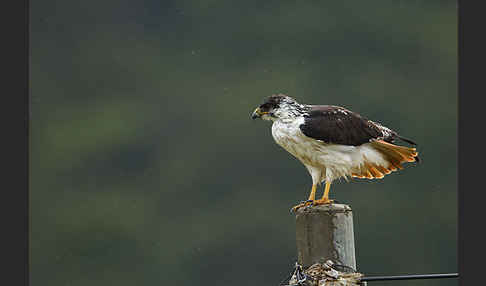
[299,105,384,146]
[298,105,416,147]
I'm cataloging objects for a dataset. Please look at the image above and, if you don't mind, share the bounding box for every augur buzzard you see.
[251,94,419,211]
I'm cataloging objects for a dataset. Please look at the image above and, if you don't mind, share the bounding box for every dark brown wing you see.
[299,105,400,146]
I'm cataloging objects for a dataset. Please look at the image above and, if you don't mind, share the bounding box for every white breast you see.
[271,117,322,166]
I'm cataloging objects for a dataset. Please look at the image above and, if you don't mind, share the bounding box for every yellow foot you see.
[290,200,314,212]
[312,198,334,205]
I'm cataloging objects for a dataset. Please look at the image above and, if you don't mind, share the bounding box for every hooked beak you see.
[251,107,263,119]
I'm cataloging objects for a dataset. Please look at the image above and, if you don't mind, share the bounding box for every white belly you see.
[271,118,388,183]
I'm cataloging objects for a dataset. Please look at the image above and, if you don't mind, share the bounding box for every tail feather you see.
[396,135,417,146]
[352,139,419,180]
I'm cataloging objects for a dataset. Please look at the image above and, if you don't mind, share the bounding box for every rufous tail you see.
[351,139,419,179]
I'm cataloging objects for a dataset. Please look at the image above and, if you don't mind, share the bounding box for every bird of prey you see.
[251,94,419,211]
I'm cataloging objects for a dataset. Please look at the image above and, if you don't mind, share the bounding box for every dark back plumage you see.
[299,105,416,147]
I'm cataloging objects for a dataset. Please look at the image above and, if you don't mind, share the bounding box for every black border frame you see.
[1,0,29,285]
[458,0,483,285]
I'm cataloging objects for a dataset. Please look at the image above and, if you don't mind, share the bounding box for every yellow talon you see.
[312,198,334,205]
[291,201,313,212]
[291,182,334,211]
[291,184,317,212]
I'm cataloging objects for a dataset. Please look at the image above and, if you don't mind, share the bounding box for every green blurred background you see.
[30,0,457,285]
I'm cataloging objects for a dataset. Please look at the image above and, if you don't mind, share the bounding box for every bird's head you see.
[251,94,306,121]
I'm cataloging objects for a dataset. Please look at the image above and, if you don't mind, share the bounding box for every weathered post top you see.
[295,203,356,270]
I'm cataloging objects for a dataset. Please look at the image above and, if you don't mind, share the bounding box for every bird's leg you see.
[307,183,317,201]
[290,184,317,212]
[313,182,334,205]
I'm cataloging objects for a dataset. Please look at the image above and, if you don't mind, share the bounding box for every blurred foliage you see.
[30,0,457,285]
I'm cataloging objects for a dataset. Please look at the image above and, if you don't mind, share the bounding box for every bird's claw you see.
[290,198,342,213]
[310,198,335,206]
[290,200,314,212]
